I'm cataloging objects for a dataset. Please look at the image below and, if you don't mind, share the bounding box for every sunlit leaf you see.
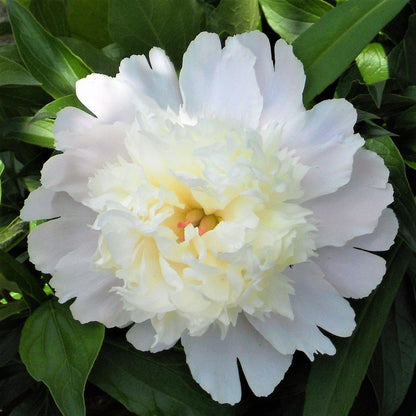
[20,300,105,416]
[293,0,409,102]
[356,43,389,85]
[7,0,91,98]
[259,0,332,43]
[0,117,54,148]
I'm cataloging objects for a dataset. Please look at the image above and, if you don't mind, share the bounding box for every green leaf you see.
[33,94,86,122]
[108,0,205,69]
[292,0,409,103]
[356,42,389,85]
[259,0,332,43]
[0,217,29,252]
[7,0,91,98]
[60,37,119,76]
[0,249,45,306]
[389,14,416,85]
[0,55,41,87]
[0,300,27,321]
[366,136,416,253]
[89,338,235,416]
[29,0,70,37]
[368,281,416,416]
[67,0,111,48]
[208,0,261,36]
[0,117,54,148]
[19,300,105,416]
[303,243,412,416]
[0,158,4,204]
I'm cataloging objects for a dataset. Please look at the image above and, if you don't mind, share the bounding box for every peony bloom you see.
[21,31,398,404]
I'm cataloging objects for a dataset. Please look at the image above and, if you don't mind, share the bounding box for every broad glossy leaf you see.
[108,0,205,69]
[0,249,45,306]
[303,243,412,416]
[67,0,111,48]
[20,300,105,416]
[7,0,91,98]
[89,338,234,416]
[368,282,416,416]
[60,37,119,76]
[356,43,389,85]
[389,14,416,85]
[259,0,332,43]
[0,117,54,148]
[208,0,261,36]
[0,55,40,87]
[33,94,86,122]
[366,136,416,253]
[0,300,27,322]
[292,0,409,103]
[29,0,70,37]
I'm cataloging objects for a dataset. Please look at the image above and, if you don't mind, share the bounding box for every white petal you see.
[182,316,292,404]
[260,39,306,126]
[287,262,356,337]
[41,151,97,203]
[53,107,99,151]
[352,208,398,251]
[233,31,274,93]
[179,32,263,128]
[118,47,182,112]
[20,187,58,221]
[314,246,386,298]
[41,127,128,203]
[247,313,336,360]
[182,324,241,404]
[126,321,175,353]
[281,99,362,200]
[21,188,91,221]
[248,262,353,359]
[76,73,152,123]
[305,148,394,247]
[28,213,96,274]
[54,109,128,153]
[51,242,130,327]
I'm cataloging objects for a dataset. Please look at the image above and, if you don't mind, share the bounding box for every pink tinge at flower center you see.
[177,208,220,241]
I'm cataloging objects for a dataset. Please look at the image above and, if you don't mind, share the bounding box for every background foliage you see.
[1,0,416,415]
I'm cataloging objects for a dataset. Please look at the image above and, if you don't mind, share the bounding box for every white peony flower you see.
[21,31,398,404]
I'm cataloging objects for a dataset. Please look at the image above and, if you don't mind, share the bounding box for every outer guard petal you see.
[260,39,306,126]
[51,241,130,327]
[305,148,394,247]
[118,47,182,112]
[179,32,263,129]
[28,213,96,274]
[352,208,398,251]
[248,262,353,359]
[182,316,292,404]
